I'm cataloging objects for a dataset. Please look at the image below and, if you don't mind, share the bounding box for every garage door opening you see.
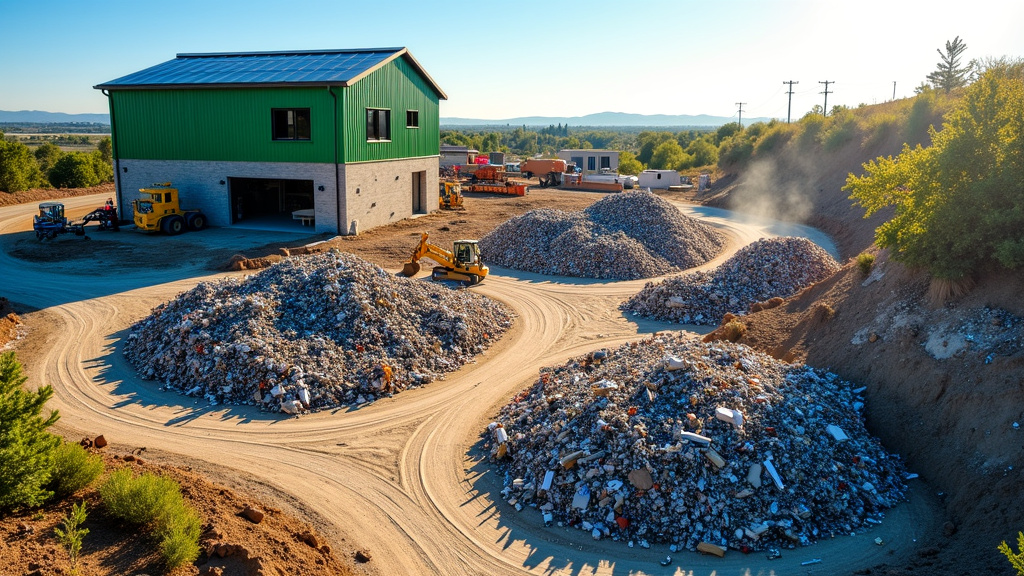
[229,178,314,229]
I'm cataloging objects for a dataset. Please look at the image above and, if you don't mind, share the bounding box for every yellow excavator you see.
[400,232,488,285]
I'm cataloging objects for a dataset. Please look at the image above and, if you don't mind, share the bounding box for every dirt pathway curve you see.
[1,194,939,575]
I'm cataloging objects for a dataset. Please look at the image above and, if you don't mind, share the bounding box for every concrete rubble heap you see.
[479,190,726,280]
[124,251,514,412]
[486,333,906,552]
[624,237,840,325]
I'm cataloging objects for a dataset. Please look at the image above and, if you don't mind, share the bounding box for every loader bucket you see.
[401,261,421,276]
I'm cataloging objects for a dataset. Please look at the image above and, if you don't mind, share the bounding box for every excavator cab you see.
[453,240,481,267]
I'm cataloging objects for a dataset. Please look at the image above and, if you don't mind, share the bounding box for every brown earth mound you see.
[0,449,356,576]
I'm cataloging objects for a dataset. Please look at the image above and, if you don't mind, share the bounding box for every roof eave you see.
[94,81,350,91]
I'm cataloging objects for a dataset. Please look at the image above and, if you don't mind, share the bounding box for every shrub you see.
[797,113,825,149]
[157,503,202,569]
[819,109,858,151]
[753,123,796,156]
[856,252,876,275]
[100,468,180,525]
[860,112,902,149]
[99,468,202,569]
[717,132,754,167]
[47,442,103,500]
[0,139,45,192]
[999,531,1024,575]
[813,303,836,323]
[721,320,747,342]
[54,500,89,572]
[0,351,61,512]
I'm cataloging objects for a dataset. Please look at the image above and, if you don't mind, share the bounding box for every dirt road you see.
[1,193,940,575]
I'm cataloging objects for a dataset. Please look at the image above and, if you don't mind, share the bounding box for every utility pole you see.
[892,81,896,101]
[819,80,834,116]
[736,102,747,128]
[783,80,799,123]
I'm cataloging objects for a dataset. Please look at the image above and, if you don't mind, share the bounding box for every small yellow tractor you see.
[133,183,206,235]
[439,180,464,210]
[400,232,488,285]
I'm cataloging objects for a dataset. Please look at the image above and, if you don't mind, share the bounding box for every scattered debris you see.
[487,334,906,552]
[479,190,726,280]
[624,237,840,325]
[124,251,514,412]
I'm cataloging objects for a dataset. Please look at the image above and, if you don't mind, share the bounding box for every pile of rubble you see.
[124,251,514,413]
[624,237,840,325]
[479,190,726,280]
[486,334,907,553]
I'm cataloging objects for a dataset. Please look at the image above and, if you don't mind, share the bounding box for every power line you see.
[819,80,834,116]
[736,102,747,128]
[783,80,799,123]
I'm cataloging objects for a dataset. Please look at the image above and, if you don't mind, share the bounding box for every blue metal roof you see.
[94,48,446,98]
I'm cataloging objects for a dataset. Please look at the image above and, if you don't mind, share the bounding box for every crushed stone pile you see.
[124,251,514,413]
[485,333,907,553]
[479,190,726,280]
[624,237,840,325]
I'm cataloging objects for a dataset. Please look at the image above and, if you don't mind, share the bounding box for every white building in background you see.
[557,149,619,174]
[637,169,682,189]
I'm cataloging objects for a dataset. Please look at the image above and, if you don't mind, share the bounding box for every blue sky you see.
[2,0,1023,121]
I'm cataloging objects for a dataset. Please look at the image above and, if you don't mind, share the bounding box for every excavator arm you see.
[401,232,456,276]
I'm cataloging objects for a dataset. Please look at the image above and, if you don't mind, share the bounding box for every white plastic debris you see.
[826,424,850,442]
[764,459,785,490]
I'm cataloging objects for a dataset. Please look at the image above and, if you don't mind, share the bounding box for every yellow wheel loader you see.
[400,232,488,285]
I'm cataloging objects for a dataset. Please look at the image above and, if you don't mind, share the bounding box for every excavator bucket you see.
[401,261,421,277]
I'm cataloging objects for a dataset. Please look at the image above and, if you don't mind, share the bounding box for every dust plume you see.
[727,158,816,223]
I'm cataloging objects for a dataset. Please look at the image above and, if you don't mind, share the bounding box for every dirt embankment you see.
[708,127,1024,574]
[0,183,116,208]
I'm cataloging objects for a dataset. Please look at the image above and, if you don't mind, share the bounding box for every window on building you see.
[367,108,391,141]
[600,156,611,169]
[406,110,419,128]
[272,108,311,141]
[587,156,596,171]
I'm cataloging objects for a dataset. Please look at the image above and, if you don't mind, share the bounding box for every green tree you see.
[649,140,686,170]
[927,36,972,93]
[0,138,43,192]
[617,151,643,175]
[685,138,718,167]
[0,351,61,511]
[91,151,113,183]
[636,131,673,165]
[1000,532,1024,575]
[49,152,100,188]
[845,64,1024,279]
[34,142,63,175]
[97,136,112,165]
[713,122,742,145]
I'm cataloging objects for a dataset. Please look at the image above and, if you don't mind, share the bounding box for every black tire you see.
[469,274,480,285]
[163,216,185,235]
[524,171,533,179]
[187,212,206,231]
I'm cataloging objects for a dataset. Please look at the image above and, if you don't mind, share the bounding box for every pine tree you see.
[926,36,972,93]
[0,351,61,511]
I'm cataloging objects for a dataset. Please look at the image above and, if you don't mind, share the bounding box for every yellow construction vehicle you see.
[439,180,464,209]
[400,232,488,285]
[133,183,206,235]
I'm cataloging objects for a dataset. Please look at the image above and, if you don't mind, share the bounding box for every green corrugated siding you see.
[111,87,337,163]
[341,57,439,163]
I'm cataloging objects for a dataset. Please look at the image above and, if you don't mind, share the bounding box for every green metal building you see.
[95,48,446,234]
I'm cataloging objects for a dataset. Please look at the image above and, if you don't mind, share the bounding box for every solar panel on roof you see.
[96,49,400,87]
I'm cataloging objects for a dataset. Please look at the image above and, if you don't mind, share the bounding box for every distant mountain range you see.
[441,111,774,127]
[0,110,110,124]
[0,109,772,129]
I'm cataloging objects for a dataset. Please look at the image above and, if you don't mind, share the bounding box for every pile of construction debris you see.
[124,251,514,413]
[479,190,726,280]
[624,237,840,325]
[486,333,907,553]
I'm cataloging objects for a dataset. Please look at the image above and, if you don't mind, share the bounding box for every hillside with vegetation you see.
[702,60,1024,575]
